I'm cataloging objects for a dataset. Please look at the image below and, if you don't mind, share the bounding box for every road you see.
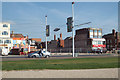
[1,53,118,61]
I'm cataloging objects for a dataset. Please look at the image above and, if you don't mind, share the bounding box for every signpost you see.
[45,15,50,52]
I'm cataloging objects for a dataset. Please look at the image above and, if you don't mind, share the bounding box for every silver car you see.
[28,51,51,58]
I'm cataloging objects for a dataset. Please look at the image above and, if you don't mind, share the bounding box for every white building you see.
[0,23,13,55]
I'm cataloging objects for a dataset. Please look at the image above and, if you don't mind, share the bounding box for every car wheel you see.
[32,55,36,58]
[45,55,49,58]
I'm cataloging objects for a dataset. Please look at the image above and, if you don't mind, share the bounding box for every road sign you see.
[46,25,50,37]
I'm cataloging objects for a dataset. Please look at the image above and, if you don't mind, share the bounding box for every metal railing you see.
[47,48,92,53]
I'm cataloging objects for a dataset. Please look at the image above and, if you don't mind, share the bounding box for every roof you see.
[30,38,41,42]
[10,34,24,38]
[64,37,72,40]
[76,28,102,31]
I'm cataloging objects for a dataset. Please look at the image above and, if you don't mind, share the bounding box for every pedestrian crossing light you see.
[66,17,73,32]
[46,25,50,37]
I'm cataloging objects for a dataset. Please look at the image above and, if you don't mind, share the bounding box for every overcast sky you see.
[2,2,118,41]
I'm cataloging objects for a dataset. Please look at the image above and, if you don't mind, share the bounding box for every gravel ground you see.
[2,68,118,78]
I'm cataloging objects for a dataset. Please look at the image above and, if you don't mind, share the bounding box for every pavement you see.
[2,68,119,78]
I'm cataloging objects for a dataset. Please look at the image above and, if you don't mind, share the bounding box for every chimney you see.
[12,31,14,34]
[11,31,14,37]
[112,29,115,36]
[54,34,56,40]
[60,33,62,40]
[27,35,28,39]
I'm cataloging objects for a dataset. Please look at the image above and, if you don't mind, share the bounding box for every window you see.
[98,41,102,44]
[90,29,93,32]
[2,31,8,35]
[3,24,8,27]
[4,40,11,44]
[0,40,3,44]
[98,30,101,33]
[110,40,112,43]
[98,35,102,38]
[103,41,106,45]
[94,30,97,33]
[90,29,93,38]
[107,40,109,44]
[92,41,97,45]
[94,36,98,38]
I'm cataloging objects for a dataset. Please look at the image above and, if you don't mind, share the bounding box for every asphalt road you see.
[1,53,118,61]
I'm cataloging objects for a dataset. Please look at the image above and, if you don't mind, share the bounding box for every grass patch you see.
[2,57,119,71]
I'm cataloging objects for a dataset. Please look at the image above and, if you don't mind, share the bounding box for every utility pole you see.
[45,15,47,52]
[72,2,75,57]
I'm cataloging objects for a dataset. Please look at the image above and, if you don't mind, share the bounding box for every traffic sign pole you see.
[72,2,75,57]
[45,15,47,52]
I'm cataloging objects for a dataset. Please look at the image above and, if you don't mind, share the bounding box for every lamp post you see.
[71,2,91,57]
[72,2,75,57]
[45,15,47,52]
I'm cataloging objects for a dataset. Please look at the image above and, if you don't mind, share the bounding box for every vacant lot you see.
[2,57,119,71]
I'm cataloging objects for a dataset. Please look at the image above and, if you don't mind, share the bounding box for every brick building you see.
[64,28,106,52]
[103,29,120,51]
[47,33,64,52]
[64,37,72,48]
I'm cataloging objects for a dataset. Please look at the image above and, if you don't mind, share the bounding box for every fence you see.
[47,48,92,53]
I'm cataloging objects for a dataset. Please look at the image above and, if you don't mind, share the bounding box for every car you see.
[1,48,9,56]
[28,50,51,58]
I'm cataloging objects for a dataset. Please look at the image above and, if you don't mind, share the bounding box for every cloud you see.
[3,20,16,24]
[49,8,70,19]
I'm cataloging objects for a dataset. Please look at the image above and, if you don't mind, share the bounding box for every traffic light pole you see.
[45,15,47,52]
[72,2,75,57]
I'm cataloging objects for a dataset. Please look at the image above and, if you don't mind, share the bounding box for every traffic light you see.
[66,17,73,32]
[46,25,50,37]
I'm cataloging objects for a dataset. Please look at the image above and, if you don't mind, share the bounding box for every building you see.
[28,38,42,50]
[48,33,64,49]
[103,29,120,51]
[64,28,106,52]
[47,33,64,52]
[10,31,28,54]
[0,23,13,54]
[64,37,72,48]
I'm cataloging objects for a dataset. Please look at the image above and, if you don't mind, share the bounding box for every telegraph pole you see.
[72,2,75,57]
[45,15,47,52]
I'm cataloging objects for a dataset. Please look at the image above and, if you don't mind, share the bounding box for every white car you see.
[28,50,51,58]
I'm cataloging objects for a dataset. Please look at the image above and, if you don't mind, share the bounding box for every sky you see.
[2,2,118,41]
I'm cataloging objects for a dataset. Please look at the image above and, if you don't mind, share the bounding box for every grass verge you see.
[2,57,119,71]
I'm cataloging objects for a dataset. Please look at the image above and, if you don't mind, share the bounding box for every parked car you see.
[28,50,51,58]
[1,48,9,56]
[92,48,107,53]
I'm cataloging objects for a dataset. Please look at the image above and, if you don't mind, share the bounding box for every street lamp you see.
[71,2,91,57]
[75,22,91,27]
[45,15,47,52]
[54,28,60,32]
[53,28,60,40]
[72,2,75,57]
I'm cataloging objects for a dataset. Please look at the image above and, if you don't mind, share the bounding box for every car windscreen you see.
[34,51,39,53]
